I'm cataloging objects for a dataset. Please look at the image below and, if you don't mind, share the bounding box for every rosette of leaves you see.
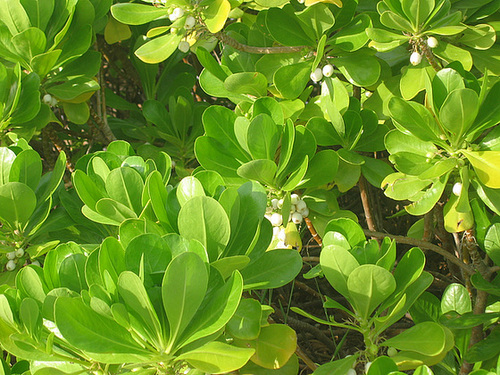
[0,0,106,125]
[382,66,500,232]
[293,218,454,371]
[306,77,393,192]
[0,144,66,283]
[366,0,498,99]
[111,0,231,64]
[71,141,303,290]
[0,238,297,374]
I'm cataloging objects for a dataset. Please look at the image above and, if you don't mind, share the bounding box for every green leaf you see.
[320,244,359,299]
[0,182,36,230]
[55,297,149,359]
[297,3,335,40]
[324,218,365,247]
[329,14,371,52]
[347,264,396,320]
[0,147,16,186]
[59,253,87,293]
[177,341,254,373]
[382,322,445,356]
[241,249,302,290]
[177,176,206,207]
[61,102,89,125]
[8,149,42,191]
[266,7,315,47]
[106,167,144,215]
[134,32,182,64]
[46,77,99,101]
[484,223,500,266]
[402,0,434,29]
[247,114,280,160]
[367,356,398,375]
[297,150,338,189]
[334,52,381,87]
[12,27,46,62]
[274,62,311,100]
[118,271,163,348]
[224,72,268,98]
[36,151,66,203]
[441,283,471,314]
[226,298,262,340]
[162,252,208,350]
[430,67,465,111]
[110,3,168,25]
[237,160,277,187]
[465,326,500,363]
[178,196,230,262]
[439,88,478,141]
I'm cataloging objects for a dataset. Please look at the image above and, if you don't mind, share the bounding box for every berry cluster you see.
[166,7,197,53]
[310,64,334,83]
[265,194,309,249]
[4,247,24,271]
[42,94,58,107]
[410,36,439,66]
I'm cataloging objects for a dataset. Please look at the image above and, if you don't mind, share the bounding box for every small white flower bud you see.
[185,15,196,29]
[410,51,422,66]
[387,347,398,357]
[276,240,288,249]
[291,212,303,224]
[310,68,323,83]
[31,260,41,267]
[178,41,190,53]
[15,248,24,257]
[6,260,16,271]
[270,213,283,227]
[439,134,447,140]
[290,194,299,205]
[277,199,284,209]
[169,7,184,21]
[365,91,373,98]
[427,36,438,48]
[296,200,307,211]
[346,369,357,375]
[453,182,462,196]
[271,198,279,209]
[50,97,58,106]
[322,64,334,77]
[6,252,16,260]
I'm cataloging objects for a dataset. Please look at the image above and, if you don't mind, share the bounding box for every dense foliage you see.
[0,0,499,374]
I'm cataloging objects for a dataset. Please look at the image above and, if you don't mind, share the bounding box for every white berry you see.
[310,68,323,83]
[296,200,307,211]
[453,182,462,196]
[277,199,284,209]
[178,41,190,53]
[410,51,422,66]
[43,94,53,106]
[291,212,303,224]
[290,194,299,205]
[427,36,438,48]
[278,228,286,242]
[270,213,283,227]
[50,97,58,106]
[387,347,398,357]
[346,369,357,375]
[273,226,280,237]
[6,252,16,260]
[6,260,16,271]
[169,7,184,21]
[299,207,309,217]
[31,260,41,267]
[15,248,24,257]
[322,64,334,77]
[185,15,196,29]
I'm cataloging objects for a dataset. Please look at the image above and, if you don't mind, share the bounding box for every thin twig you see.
[215,32,308,54]
[362,229,475,275]
[358,175,378,232]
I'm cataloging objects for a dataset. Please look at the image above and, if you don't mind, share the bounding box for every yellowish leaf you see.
[104,17,132,45]
[304,0,342,8]
[463,150,500,188]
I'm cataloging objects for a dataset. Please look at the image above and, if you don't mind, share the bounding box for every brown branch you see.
[215,32,308,54]
[295,345,318,371]
[362,229,475,276]
[417,38,442,72]
[304,217,322,246]
[358,175,378,232]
